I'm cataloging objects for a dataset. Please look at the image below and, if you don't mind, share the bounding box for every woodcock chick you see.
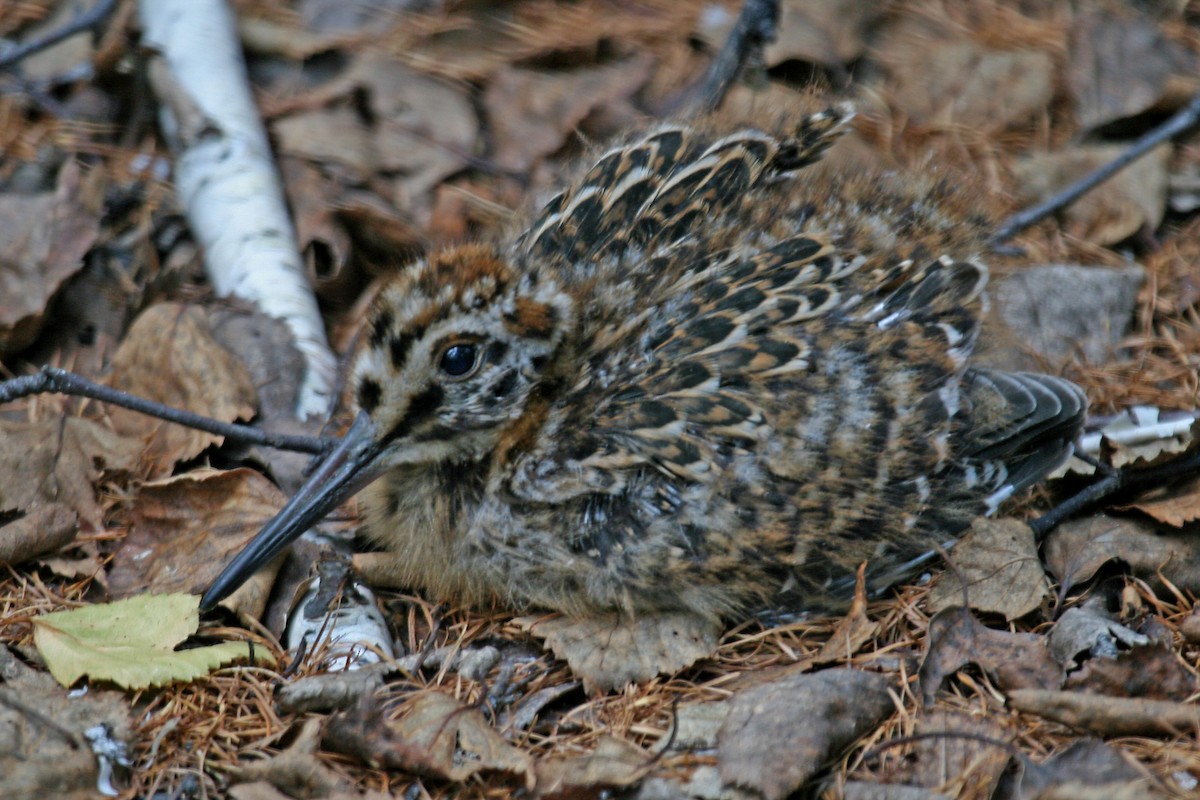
[203,104,1086,684]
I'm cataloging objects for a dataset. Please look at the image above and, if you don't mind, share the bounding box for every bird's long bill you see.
[200,411,386,611]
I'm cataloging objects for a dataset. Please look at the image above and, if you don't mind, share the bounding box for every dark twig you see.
[991,91,1200,246]
[1029,449,1200,538]
[667,0,780,115]
[0,366,331,455]
[0,0,120,71]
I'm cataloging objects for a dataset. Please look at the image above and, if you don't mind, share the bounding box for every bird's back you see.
[458,105,1086,619]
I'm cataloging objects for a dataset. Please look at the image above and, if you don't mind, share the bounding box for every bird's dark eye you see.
[439,343,478,377]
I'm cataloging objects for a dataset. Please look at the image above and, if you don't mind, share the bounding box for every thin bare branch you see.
[0,0,120,71]
[992,91,1200,246]
[0,366,331,455]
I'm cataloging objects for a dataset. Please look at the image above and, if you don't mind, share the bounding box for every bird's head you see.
[200,244,571,610]
[350,243,573,466]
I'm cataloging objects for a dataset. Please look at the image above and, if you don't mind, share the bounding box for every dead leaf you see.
[1068,7,1196,132]
[881,710,1012,800]
[227,718,352,797]
[1123,474,1200,527]
[105,303,258,475]
[718,668,894,800]
[1065,639,1196,701]
[1048,602,1150,670]
[0,161,105,354]
[108,468,286,606]
[841,783,952,799]
[356,57,478,202]
[276,664,388,715]
[998,739,1160,800]
[919,608,1060,707]
[989,264,1145,370]
[324,691,532,785]
[484,56,654,173]
[277,157,354,305]
[1012,143,1171,246]
[0,503,77,565]
[535,735,653,798]
[273,106,376,176]
[880,30,1053,131]
[335,191,426,261]
[1049,606,1196,701]
[928,518,1050,620]
[1180,608,1200,645]
[520,611,720,691]
[0,647,132,798]
[766,0,882,66]
[0,417,142,529]
[38,544,106,588]
[1042,514,1200,596]
[496,680,581,733]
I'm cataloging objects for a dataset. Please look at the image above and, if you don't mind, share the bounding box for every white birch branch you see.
[138,0,335,419]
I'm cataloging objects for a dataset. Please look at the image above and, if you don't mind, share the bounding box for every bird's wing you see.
[520,105,854,274]
[509,234,994,502]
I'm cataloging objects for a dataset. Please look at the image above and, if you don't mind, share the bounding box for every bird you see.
[201,102,1086,680]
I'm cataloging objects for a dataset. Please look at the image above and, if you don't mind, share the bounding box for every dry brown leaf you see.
[38,545,106,588]
[335,191,427,261]
[353,57,478,201]
[325,691,533,785]
[283,55,479,209]
[0,647,132,798]
[988,264,1145,370]
[928,518,1050,620]
[273,106,376,176]
[717,668,894,800]
[535,735,653,798]
[1047,602,1150,670]
[841,782,952,799]
[1012,143,1171,246]
[1051,607,1195,701]
[278,157,354,304]
[1064,639,1196,701]
[484,55,654,173]
[105,303,258,476]
[1068,7,1196,132]
[0,161,105,354]
[880,30,1053,131]
[520,611,720,691]
[0,503,77,565]
[1042,514,1200,595]
[108,468,286,607]
[1123,474,1200,528]
[881,709,1011,800]
[1105,433,1194,471]
[999,739,1159,800]
[767,0,882,66]
[228,718,352,797]
[919,608,1060,707]
[0,417,142,529]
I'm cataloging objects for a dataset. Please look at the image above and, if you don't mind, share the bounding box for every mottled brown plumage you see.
[204,105,1086,681]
